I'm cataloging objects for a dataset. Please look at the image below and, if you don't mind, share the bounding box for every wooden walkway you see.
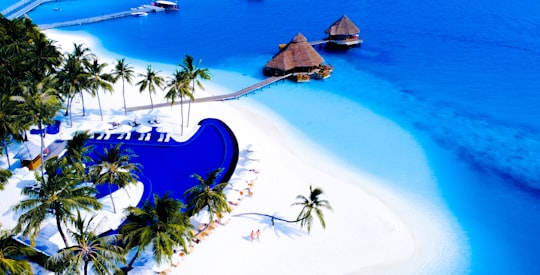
[38,5,163,30]
[309,39,330,46]
[2,0,50,20]
[127,74,291,112]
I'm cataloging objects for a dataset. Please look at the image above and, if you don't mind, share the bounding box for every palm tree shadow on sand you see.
[234,212,306,240]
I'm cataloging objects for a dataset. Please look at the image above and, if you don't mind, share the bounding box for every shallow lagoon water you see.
[4,0,540,272]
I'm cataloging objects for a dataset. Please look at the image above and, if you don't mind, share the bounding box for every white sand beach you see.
[0,29,468,274]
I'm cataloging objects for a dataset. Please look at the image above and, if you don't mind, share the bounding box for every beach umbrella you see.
[129,113,142,126]
[93,123,109,133]
[239,170,258,181]
[190,208,211,228]
[151,258,171,273]
[246,143,261,152]
[224,188,243,203]
[156,125,172,133]
[244,160,261,171]
[114,124,133,134]
[135,124,152,133]
[229,179,250,191]
[246,151,263,160]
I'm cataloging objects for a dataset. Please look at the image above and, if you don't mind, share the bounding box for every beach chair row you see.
[90,132,171,142]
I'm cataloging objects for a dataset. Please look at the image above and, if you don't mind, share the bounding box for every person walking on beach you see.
[256,229,261,242]
[250,230,255,242]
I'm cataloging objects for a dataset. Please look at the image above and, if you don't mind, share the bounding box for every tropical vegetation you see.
[136,65,164,111]
[184,168,230,224]
[165,69,192,135]
[12,157,102,248]
[90,143,141,213]
[0,15,320,275]
[178,54,211,128]
[46,211,125,275]
[233,185,333,233]
[121,192,193,270]
[0,226,36,274]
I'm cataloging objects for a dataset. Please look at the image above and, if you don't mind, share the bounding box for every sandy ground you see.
[0,29,467,274]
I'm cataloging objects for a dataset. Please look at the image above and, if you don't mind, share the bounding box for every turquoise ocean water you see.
[5,0,540,273]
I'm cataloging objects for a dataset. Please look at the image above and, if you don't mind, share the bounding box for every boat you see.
[131,11,148,17]
[151,0,179,10]
[312,64,332,80]
[295,73,311,83]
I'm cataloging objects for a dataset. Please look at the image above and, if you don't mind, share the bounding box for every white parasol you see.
[135,124,152,133]
[156,125,172,133]
[113,124,133,134]
[246,151,263,160]
[224,188,243,203]
[246,143,261,152]
[151,258,170,273]
[244,160,261,170]
[239,170,258,182]
[229,179,250,191]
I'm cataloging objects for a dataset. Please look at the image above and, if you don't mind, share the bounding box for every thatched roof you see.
[325,15,360,36]
[265,33,324,71]
[14,143,41,160]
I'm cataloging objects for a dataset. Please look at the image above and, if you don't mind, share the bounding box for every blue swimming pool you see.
[87,118,239,207]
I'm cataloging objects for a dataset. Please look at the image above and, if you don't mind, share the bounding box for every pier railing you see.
[127,74,291,111]
[38,5,164,30]
[2,0,49,20]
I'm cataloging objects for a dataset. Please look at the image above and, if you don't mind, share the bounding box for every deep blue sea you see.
[5,0,540,273]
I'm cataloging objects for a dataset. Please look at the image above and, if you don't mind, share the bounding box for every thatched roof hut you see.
[263,33,325,76]
[324,15,362,47]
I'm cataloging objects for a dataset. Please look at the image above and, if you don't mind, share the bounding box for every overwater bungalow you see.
[263,32,326,81]
[325,15,363,47]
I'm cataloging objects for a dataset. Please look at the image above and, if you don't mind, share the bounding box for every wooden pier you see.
[309,39,330,46]
[127,74,291,112]
[1,0,50,20]
[38,5,164,30]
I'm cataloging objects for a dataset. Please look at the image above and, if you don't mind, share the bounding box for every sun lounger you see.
[157,133,165,142]
[124,132,131,140]
[144,133,151,141]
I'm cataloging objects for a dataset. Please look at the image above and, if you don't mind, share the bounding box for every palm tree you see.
[136,65,164,110]
[57,53,90,126]
[13,157,102,247]
[183,168,230,224]
[291,185,333,233]
[47,211,125,275]
[62,130,94,177]
[111,58,135,115]
[179,54,211,127]
[232,185,332,234]
[70,43,93,116]
[0,169,12,191]
[16,78,62,177]
[85,57,113,121]
[121,193,193,270]
[0,94,25,168]
[91,143,141,213]
[0,227,36,275]
[26,31,62,82]
[165,69,193,135]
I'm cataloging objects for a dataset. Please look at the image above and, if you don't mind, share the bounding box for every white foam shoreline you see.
[0,29,468,274]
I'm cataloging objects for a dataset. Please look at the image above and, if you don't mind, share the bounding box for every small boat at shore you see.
[152,0,179,10]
